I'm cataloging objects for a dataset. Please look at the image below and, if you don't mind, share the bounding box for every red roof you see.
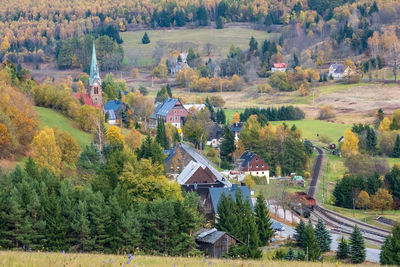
[73,93,102,110]
[273,63,287,68]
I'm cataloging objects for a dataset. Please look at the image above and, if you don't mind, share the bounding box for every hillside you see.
[35,106,92,148]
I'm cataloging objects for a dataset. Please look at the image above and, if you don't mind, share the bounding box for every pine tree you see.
[380,224,400,265]
[120,207,142,253]
[284,248,297,260]
[205,97,215,121]
[294,220,306,248]
[156,119,168,149]
[314,219,332,252]
[215,193,237,235]
[142,32,150,44]
[166,84,172,97]
[249,36,258,52]
[220,126,235,163]
[242,199,261,258]
[216,16,224,29]
[337,236,349,259]
[366,127,377,152]
[254,194,273,246]
[393,135,400,158]
[349,225,366,263]
[303,221,321,261]
[216,109,226,125]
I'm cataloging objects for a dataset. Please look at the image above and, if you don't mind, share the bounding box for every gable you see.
[186,166,217,184]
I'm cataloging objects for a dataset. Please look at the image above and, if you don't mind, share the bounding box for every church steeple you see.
[89,41,101,86]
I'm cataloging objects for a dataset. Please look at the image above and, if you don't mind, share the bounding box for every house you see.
[329,63,344,80]
[209,184,252,215]
[73,42,103,109]
[236,151,270,184]
[271,63,287,73]
[149,98,189,129]
[165,143,231,186]
[195,228,242,258]
[230,122,243,143]
[170,53,189,75]
[206,122,222,148]
[104,100,127,125]
[179,160,227,216]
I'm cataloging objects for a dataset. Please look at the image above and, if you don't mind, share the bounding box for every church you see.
[73,42,103,109]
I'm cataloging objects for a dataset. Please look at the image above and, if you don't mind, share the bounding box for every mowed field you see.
[35,107,92,148]
[121,27,272,67]
[0,251,380,267]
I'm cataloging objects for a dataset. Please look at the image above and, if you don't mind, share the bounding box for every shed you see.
[196,228,242,258]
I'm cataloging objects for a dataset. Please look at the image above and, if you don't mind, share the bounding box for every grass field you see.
[0,251,380,266]
[270,120,350,142]
[35,107,92,148]
[121,28,272,67]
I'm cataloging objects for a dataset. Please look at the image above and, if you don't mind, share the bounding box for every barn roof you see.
[196,228,242,244]
[150,98,182,119]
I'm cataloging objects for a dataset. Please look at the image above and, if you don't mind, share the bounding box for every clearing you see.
[0,251,380,267]
[121,27,272,67]
[35,106,92,148]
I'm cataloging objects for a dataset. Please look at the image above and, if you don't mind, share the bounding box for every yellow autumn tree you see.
[1,36,10,52]
[126,128,142,150]
[379,117,391,132]
[0,123,11,157]
[55,130,81,167]
[340,128,359,157]
[31,127,62,174]
[231,112,240,124]
[106,126,125,147]
[371,188,393,214]
[355,190,370,210]
[131,68,139,78]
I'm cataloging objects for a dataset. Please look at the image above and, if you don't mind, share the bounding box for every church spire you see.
[89,41,101,86]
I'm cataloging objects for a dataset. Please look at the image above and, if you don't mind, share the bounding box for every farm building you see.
[329,63,344,80]
[104,100,127,125]
[271,63,287,73]
[149,98,188,129]
[236,151,270,184]
[206,122,222,148]
[230,122,243,143]
[195,228,242,258]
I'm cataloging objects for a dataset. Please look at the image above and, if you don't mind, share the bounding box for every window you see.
[262,164,264,168]
[256,158,258,161]
[249,165,252,168]
[94,86,98,94]
[256,165,258,168]
[174,110,177,114]
[256,172,259,175]
[262,172,264,174]
[175,116,178,120]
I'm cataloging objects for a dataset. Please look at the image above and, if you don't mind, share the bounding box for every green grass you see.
[224,108,244,124]
[35,107,92,148]
[121,28,273,67]
[270,120,350,142]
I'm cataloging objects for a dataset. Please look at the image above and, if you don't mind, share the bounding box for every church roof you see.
[89,42,101,86]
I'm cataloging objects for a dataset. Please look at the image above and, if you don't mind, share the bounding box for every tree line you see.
[240,106,305,125]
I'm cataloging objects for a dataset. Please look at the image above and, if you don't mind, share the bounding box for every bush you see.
[268,72,297,92]
[318,106,335,120]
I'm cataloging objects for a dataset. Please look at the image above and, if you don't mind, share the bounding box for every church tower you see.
[89,42,103,107]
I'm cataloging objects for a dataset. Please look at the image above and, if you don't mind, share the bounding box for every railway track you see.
[307,146,391,245]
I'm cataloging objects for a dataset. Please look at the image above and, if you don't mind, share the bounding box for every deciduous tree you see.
[31,127,62,174]
[341,129,359,157]
[371,188,393,214]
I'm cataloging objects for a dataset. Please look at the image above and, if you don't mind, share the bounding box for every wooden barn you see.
[195,228,242,258]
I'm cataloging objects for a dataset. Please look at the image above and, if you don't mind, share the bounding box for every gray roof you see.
[330,63,344,74]
[150,98,181,119]
[239,151,256,169]
[196,228,225,244]
[180,143,231,186]
[177,160,205,184]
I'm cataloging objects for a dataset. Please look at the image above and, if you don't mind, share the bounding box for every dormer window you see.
[256,158,258,161]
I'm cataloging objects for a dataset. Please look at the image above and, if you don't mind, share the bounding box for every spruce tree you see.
[380,224,400,265]
[166,84,172,97]
[393,135,400,158]
[254,194,273,246]
[205,97,215,121]
[337,236,349,259]
[314,219,332,252]
[142,32,150,44]
[220,126,235,163]
[156,119,168,149]
[303,222,321,261]
[349,225,366,263]
[215,193,237,235]
[242,199,261,258]
[216,16,224,29]
[249,36,258,52]
[284,248,296,260]
[366,127,377,152]
[294,219,306,248]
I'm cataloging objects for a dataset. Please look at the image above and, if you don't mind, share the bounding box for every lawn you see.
[270,120,350,142]
[35,107,92,148]
[121,28,273,67]
[0,251,380,267]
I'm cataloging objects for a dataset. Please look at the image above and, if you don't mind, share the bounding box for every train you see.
[289,192,316,218]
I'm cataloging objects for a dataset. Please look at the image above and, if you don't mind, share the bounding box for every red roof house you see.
[271,63,288,73]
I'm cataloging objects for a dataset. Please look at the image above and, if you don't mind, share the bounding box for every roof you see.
[239,151,256,168]
[196,228,242,244]
[273,63,287,68]
[330,63,344,74]
[230,122,243,133]
[165,143,231,186]
[104,100,124,112]
[104,109,116,120]
[177,160,221,185]
[150,98,182,119]
[73,93,102,110]
[183,104,206,111]
[206,122,222,141]
[89,42,101,86]
[209,185,252,214]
